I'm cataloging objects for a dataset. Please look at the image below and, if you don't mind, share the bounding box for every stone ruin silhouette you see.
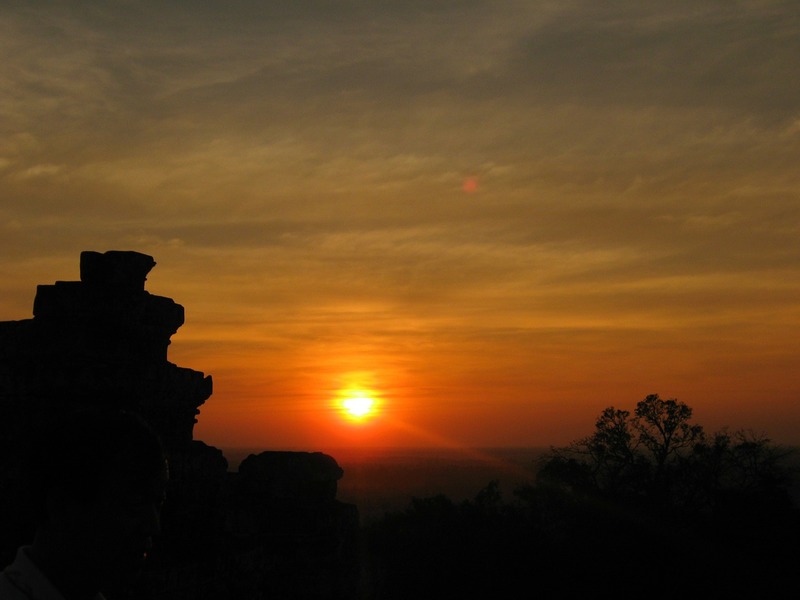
[0,250,359,599]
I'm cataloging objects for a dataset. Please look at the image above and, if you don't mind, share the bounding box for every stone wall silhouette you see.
[0,251,359,599]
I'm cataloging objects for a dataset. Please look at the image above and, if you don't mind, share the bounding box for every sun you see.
[331,371,384,425]
[343,395,374,418]
[337,389,379,422]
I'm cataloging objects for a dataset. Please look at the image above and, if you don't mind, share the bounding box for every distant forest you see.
[359,394,799,599]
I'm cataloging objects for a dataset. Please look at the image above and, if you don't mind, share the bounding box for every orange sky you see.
[2,1,799,451]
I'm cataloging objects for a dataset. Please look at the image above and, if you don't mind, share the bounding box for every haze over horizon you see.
[2,1,799,450]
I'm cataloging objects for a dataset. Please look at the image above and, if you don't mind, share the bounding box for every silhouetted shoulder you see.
[0,545,106,600]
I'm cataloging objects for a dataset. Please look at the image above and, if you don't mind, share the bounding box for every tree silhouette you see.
[363,394,800,598]
[675,427,796,515]
[524,393,800,596]
[632,394,705,505]
[537,394,710,506]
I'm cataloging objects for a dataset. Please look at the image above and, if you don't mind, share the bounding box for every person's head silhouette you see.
[1,406,168,600]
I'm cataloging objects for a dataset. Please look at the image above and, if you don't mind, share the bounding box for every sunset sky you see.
[2,1,799,451]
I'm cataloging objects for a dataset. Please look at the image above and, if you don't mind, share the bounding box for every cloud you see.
[16,163,63,179]
[506,1,800,118]
[2,1,799,444]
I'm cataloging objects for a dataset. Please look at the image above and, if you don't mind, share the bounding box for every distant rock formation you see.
[0,251,359,599]
[238,451,345,502]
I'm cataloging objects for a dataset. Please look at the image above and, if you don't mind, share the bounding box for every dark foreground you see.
[230,445,800,599]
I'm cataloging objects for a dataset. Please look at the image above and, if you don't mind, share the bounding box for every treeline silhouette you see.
[360,394,799,599]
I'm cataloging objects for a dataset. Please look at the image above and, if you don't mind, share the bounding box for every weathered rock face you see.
[79,250,156,291]
[0,250,217,568]
[0,250,210,450]
[0,251,360,599]
[238,451,345,502]
[224,452,360,600]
